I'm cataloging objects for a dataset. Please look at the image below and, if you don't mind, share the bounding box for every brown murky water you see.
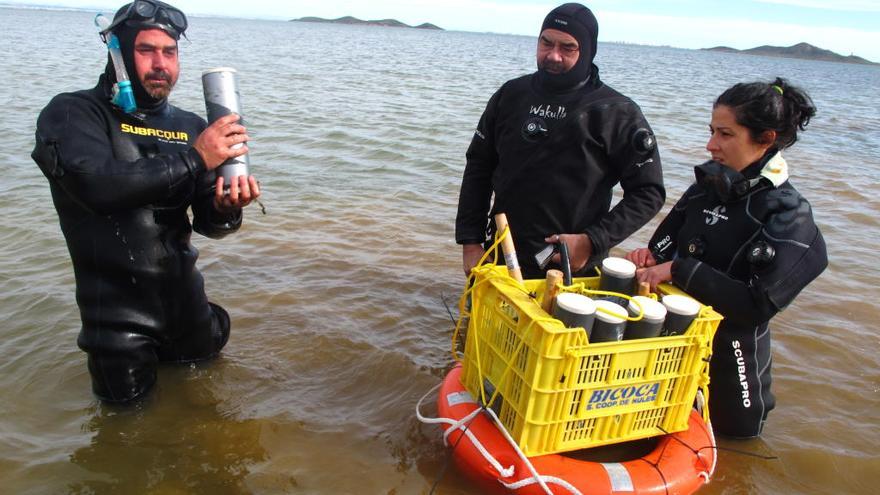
[2,7,878,494]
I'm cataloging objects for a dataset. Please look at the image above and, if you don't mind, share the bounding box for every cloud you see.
[599,11,880,62]
[755,0,880,12]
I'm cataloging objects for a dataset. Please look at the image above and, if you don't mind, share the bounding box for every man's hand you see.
[544,233,592,272]
[625,247,656,268]
[635,261,672,293]
[214,175,260,212]
[462,243,485,277]
[193,114,250,170]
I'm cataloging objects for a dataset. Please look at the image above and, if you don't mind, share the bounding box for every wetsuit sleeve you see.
[455,89,501,245]
[583,103,665,258]
[648,187,696,263]
[31,93,203,215]
[191,171,243,239]
[671,190,827,326]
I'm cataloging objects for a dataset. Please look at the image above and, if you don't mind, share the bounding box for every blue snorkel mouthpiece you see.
[113,79,137,114]
[95,13,137,114]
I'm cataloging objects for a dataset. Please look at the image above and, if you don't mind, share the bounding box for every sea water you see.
[2,7,879,494]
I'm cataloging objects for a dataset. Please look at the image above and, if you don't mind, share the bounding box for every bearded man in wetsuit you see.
[456,3,665,278]
[32,1,260,403]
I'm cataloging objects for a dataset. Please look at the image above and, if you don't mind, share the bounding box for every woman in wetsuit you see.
[626,78,827,437]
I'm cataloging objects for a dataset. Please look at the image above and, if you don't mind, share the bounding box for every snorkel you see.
[95,14,137,114]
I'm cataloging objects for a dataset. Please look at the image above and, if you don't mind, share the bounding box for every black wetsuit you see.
[649,152,827,437]
[32,75,242,403]
[455,73,665,278]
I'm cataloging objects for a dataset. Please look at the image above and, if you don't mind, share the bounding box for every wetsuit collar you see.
[532,64,601,97]
[694,153,787,203]
[99,72,169,116]
[759,151,789,187]
[696,151,787,203]
[739,150,789,186]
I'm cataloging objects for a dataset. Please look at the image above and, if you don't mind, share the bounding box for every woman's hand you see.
[635,261,673,293]
[625,247,656,268]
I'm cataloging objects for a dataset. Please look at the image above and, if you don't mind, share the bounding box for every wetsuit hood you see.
[536,3,599,92]
[695,150,787,203]
[103,1,185,112]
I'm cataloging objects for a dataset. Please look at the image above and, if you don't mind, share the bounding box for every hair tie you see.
[772,84,784,95]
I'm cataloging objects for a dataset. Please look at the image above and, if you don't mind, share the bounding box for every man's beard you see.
[538,58,566,75]
[143,70,175,99]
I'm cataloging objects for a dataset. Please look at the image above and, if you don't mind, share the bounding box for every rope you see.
[450,240,506,363]
[702,417,717,482]
[415,379,580,495]
[437,234,725,494]
[451,227,533,406]
[442,229,584,495]
[416,382,478,495]
[696,391,718,478]
[501,475,583,494]
[637,425,714,493]
[627,394,716,495]
[712,444,778,461]
[418,378,729,495]
[482,406,566,495]
[439,292,457,327]
[415,382,515,479]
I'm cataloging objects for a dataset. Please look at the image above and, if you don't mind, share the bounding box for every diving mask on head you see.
[95,14,137,113]
[100,0,188,40]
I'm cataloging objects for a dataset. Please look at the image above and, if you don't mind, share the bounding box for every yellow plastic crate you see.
[460,264,722,457]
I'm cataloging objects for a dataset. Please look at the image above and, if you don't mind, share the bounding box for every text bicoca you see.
[585,382,660,410]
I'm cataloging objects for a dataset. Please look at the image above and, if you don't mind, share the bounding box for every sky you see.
[8,0,880,62]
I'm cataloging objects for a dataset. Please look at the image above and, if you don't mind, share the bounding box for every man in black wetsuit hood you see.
[32,0,261,403]
[456,2,665,278]
[536,2,598,91]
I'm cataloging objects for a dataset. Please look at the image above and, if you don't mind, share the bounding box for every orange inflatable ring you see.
[436,364,716,495]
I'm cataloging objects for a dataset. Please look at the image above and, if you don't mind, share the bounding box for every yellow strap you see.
[451,228,537,406]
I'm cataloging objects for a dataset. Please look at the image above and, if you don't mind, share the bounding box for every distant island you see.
[703,42,877,66]
[292,16,443,31]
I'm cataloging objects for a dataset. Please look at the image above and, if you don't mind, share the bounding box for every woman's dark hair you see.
[714,77,817,149]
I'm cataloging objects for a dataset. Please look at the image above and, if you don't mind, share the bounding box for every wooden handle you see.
[637,281,651,296]
[541,269,564,313]
[494,213,523,283]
